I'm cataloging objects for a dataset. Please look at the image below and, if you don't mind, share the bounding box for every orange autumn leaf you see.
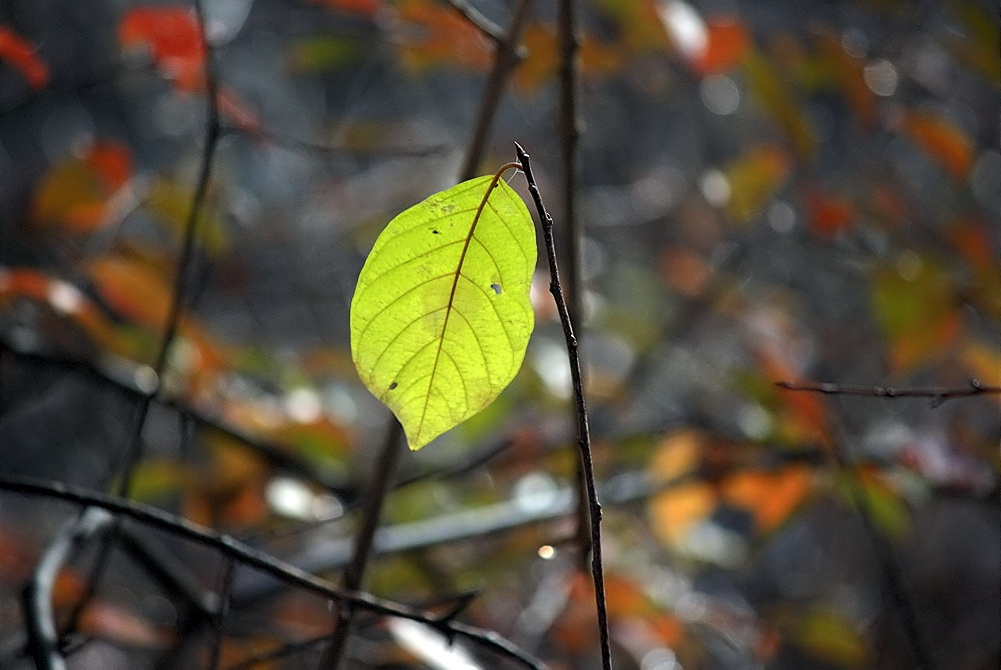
[33,142,134,233]
[948,218,998,276]
[721,466,813,532]
[960,339,1001,390]
[0,26,49,89]
[649,613,686,647]
[803,186,855,239]
[660,247,711,297]
[870,256,962,372]
[898,110,974,180]
[52,568,87,609]
[86,255,173,333]
[695,18,750,75]
[119,7,205,91]
[755,347,830,447]
[724,146,791,223]
[0,267,118,350]
[85,255,227,375]
[395,0,493,72]
[648,430,717,546]
[515,23,623,92]
[743,49,815,158]
[78,601,175,649]
[603,575,648,617]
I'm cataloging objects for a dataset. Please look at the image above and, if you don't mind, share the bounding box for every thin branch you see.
[22,508,114,670]
[0,341,350,497]
[220,124,449,160]
[317,420,403,670]
[556,0,591,570]
[776,379,1000,407]
[458,0,534,181]
[515,143,612,670]
[208,558,235,670]
[446,0,508,45]
[116,0,222,499]
[227,634,327,670]
[0,476,548,670]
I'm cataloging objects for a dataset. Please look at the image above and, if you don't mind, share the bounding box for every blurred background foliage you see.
[0,0,999,668]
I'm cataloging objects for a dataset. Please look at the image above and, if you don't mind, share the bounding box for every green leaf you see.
[350,175,536,450]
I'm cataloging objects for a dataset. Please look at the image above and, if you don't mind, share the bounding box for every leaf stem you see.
[515,143,612,670]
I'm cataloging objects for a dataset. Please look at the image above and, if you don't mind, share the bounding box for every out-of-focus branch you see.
[446,0,507,45]
[557,0,591,572]
[0,476,549,670]
[317,420,403,670]
[0,340,350,497]
[22,508,114,670]
[776,379,1000,406]
[115,0,222,498]
[458,0,533,181]
[220,124,449,159]
[516,143,611,670]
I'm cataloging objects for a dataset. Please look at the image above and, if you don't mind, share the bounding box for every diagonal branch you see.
[116,0,222,498]
[458,0,534,181]
[317,420,403,670]
[0,340,351,497]
[0,476,549,670]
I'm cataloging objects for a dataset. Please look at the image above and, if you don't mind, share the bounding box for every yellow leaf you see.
[724,146,791,224]
[350,173,536,449]
[743,49,815,158]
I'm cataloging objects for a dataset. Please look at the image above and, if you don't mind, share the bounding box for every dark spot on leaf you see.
[490,283,502,295]
[389,382,398,390]
[432,229,439,234]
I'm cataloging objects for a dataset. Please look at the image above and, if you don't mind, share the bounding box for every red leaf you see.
[695,18,750,75]
[395,0,493,72]
[803,186,855,239]
[79,601,174,648]
[0,26,49,89]
[119,7,205,91]
[898,110,974,180]
[32,142,134,233]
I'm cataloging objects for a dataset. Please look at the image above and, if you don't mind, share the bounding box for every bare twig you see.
[208,558,235,670]
[219,124,449,160]
[556,0,591,569]
[458,0,533,181]
[446,0,508,45]
[0,476,549,670]
[22,508,114,670]
[515,143,612,670]
[776,379,1000,407]
[0,340,350,497]
[52,0,225,652]
[317,420,403,670]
